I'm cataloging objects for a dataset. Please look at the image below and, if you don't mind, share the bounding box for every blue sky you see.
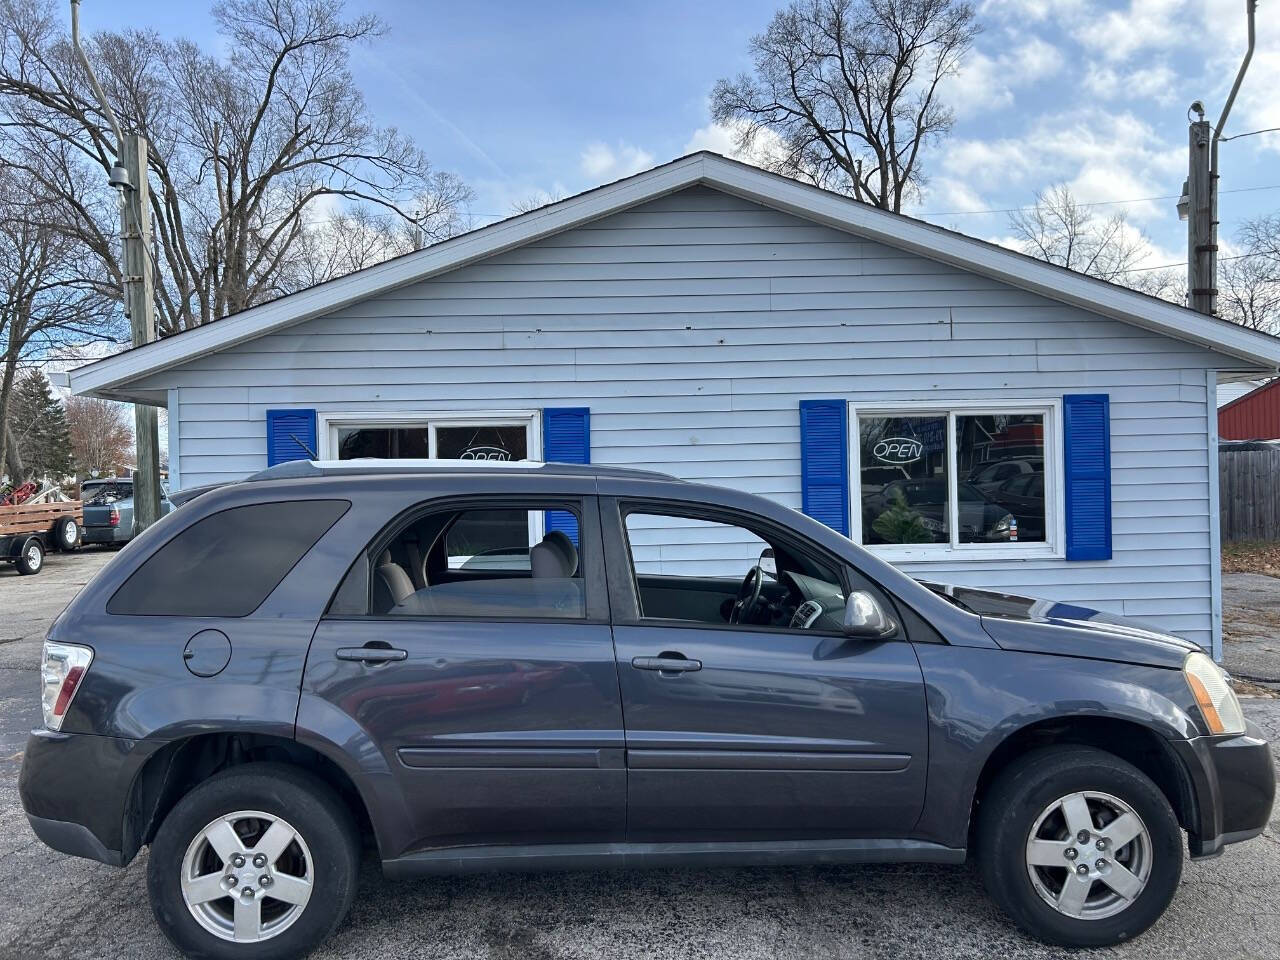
[111,0,1280,272]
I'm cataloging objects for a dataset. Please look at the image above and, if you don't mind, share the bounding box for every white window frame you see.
[316,409,544,541]
[848,399,1064,562]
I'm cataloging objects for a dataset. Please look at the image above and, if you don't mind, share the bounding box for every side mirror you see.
[843,590,899,639]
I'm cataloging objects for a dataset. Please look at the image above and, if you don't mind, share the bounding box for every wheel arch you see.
[967,715,1199,847]
[121,732,376,864]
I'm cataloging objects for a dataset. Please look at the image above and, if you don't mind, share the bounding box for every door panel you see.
[612,623,928,842]
[305,618,624,855]
[634,574,741,622]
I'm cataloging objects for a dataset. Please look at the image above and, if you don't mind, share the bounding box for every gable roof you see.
[71,151,1280,401]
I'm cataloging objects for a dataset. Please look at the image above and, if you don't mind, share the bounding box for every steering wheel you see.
[730,565,764,624]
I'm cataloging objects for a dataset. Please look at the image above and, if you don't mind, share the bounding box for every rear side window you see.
[107,500,350,617]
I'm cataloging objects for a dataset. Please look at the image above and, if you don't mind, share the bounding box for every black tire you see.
[51,515,79,552]
[976,745,1182,948]
[147,763,360,960]
[15,537,44,575]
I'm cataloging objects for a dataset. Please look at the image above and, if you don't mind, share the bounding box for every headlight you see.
[1183,651,1245,736]
[40,641,93,731]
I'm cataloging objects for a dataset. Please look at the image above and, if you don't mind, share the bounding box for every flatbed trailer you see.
[0,500,83,575]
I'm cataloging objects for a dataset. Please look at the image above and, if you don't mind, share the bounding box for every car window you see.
[1003,475,1030,496]
[443,509,532,571]
[622,507,858,632]
[365,502,586,620]
[624,513,768,579]
[107,500,350,617]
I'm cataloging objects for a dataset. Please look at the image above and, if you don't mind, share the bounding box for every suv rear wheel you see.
[147,763,359,960]
[976,745,1182,948]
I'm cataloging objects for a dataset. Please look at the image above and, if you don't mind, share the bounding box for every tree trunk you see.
[0,347,24,481]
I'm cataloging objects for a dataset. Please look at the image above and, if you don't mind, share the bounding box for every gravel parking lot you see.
[2,551,1278,960]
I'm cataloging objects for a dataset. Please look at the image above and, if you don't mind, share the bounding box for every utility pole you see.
[1186,115,1214,315]
[1181,0,1257,317]
[69,0,162,533]
[120,133,163,533]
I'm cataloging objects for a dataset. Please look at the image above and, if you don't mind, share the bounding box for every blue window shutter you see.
[1063,394,1112,561]
[542,407,590,545]
[799,400,850,536]
[266,409,318,466]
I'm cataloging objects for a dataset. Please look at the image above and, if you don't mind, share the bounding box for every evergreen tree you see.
[7,370,72,482]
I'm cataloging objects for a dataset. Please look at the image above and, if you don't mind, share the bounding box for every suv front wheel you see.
[976,745,1183,948]
[147,763,359,960]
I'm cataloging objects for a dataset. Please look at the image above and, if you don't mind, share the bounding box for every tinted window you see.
[107,500,349,617]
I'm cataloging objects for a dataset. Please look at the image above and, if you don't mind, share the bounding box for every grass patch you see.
[1222,540,1280,576]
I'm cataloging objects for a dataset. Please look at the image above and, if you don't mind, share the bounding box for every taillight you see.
[108,507,120,527]
[40,641,93,731]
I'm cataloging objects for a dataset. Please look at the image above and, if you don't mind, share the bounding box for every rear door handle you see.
[336,646,407,664]
[631,655,702,673]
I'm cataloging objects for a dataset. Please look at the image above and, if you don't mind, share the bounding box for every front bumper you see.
[19,728,146,867]
[1171,719,1275,858]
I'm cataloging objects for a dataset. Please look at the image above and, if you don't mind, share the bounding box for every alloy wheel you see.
[179,810,314,943]
[1024,790,1152,920]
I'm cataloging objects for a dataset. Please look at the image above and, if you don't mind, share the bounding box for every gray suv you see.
[19,461,1274,959]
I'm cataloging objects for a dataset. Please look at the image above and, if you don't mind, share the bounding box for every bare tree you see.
[66,394,132,477]
[0,165,117,479]
[509,189,566,215]
[0,0,472,337]
[711,0,977,212]
[1220,249,1280,334]
[1008,185,1150,282]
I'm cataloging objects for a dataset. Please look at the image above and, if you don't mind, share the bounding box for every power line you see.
[1114,251,1267,275]
[1220,126,1280,142]
[921,183,1280,218]
[281,182,1280,231]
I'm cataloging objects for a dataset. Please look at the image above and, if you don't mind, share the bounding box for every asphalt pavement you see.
[1,553,1279,959]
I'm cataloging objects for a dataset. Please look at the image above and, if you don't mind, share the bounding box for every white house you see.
[70,153,1280,658]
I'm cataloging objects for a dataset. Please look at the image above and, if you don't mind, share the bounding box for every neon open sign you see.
[873,438,924,464]
[459,445,512,461]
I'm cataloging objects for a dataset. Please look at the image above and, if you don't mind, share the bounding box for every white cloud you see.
[579,141,655,181]
[939,109,1184,224]
[1085,63,1178,104]
[683,120,790,170]
[1199,0,1280,156]
[945,34,1064,118]
[1070,0,1190,63]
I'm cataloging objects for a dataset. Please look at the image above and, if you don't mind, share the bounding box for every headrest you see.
[530,539,570,578]
[542,530,578,577]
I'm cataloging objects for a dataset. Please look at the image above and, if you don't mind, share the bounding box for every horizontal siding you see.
[150,185,1222,647]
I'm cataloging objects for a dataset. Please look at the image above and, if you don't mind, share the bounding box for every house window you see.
[852,402,1059,558]
[320,411,538,463]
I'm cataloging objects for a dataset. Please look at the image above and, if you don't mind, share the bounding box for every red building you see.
[1220,379,1280,440]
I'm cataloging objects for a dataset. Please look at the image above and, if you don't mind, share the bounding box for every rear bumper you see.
[1171,719,1275,859]
[19,728,144,866]
[26,813,124,866]
[81,526,128,544]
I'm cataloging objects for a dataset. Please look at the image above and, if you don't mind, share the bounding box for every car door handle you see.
[631,655,702,673]
[336,646,407,664]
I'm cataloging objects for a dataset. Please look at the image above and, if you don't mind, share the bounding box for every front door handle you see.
[336,645,407,664]
[632,655,702,673]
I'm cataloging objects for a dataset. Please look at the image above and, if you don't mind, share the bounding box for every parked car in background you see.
[993,472,1047,541]
[863,477,1017,544]
[80,478,172,546]
[968,458,1043,496]
[19,460,1274,959]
